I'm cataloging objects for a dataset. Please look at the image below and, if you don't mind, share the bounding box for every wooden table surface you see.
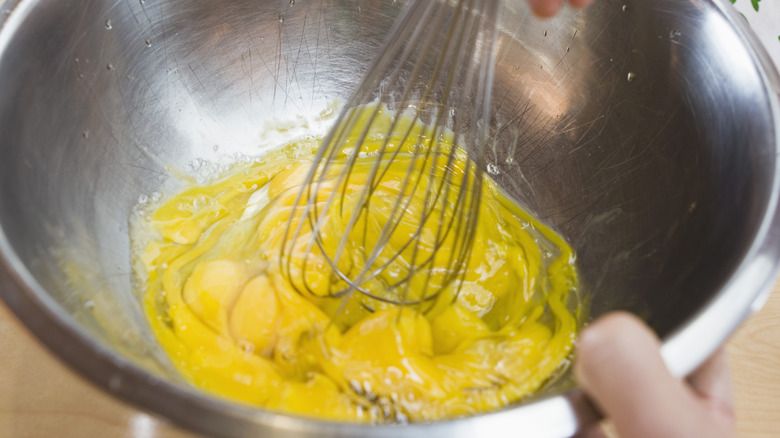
[1,280,779,437]
[727,282,780,437]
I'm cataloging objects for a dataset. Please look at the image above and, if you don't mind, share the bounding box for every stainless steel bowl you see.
[0,0,779,436]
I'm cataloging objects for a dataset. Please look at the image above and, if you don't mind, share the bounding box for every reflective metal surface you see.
[0,0,778,436]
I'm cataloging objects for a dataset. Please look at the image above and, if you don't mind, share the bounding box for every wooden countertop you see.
[1,280,779,437]
[727,283,780,437]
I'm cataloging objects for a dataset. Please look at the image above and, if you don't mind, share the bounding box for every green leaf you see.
[751,0,760,12]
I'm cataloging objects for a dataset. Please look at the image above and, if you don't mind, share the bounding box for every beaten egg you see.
[133,104,582,423]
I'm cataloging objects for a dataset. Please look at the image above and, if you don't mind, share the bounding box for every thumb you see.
[574,312,726,438]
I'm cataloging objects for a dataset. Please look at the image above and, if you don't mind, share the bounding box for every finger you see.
[688,348,733,404]
[568,0,595,9]
[528,0,564,18]
[574,312,720,438]
[687,348,735,428]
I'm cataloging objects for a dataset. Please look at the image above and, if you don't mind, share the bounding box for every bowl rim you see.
[0,0,779,436]
[658,0,780,379]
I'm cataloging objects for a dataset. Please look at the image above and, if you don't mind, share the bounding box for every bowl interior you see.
[0,0,777,433]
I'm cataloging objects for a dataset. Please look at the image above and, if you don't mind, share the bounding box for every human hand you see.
[574,312,735,438]
[529,0,594,18]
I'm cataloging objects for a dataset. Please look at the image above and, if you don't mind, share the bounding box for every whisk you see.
[279,0,501,312]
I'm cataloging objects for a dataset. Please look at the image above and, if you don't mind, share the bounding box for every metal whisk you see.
[279,0,501,312]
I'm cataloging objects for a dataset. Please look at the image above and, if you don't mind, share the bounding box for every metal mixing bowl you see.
[0,0,779,436]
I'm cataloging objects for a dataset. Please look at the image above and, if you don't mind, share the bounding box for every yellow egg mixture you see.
[133,105,581,423]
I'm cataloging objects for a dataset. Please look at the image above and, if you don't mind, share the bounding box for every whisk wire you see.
[279,0,501,312]
[287,0,454,298]
[280,0,440,296]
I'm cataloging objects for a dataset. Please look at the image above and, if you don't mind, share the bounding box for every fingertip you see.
[574,312,663,400]
[569,0,595,9]
[575,312,660,386]
[581,311,655,343]
[528,0,564,18]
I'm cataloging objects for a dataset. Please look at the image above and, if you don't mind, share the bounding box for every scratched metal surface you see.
[0,0,778,437]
